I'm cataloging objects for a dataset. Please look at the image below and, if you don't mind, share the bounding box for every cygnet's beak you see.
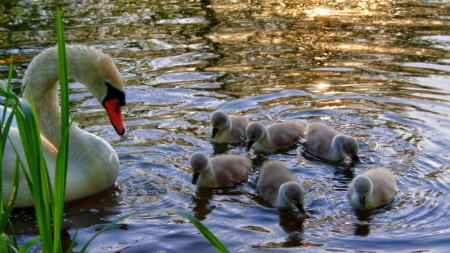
[351,155,360,162]
[211,128,219,138]
[295,203,306,215]
[246,141,254,152]
[192,173,200,184]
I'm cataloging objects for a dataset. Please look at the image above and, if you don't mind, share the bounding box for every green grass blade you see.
[17,237,41,253]
[53,6,71,253]
[65,229,78,253]
[79,209,229,253]
[1,233,15,253]
[0,57,16,213]
[166,209,229,253]
[0,158,20,232]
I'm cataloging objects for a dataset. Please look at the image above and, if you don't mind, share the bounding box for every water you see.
[1,0,450,252]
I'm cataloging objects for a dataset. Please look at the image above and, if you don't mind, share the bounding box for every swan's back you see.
[347,169,397,209]
[257,160,297,206]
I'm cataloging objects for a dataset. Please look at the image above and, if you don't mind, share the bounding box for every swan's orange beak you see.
[104,98,125,135]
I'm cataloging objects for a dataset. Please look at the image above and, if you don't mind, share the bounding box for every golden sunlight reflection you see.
[305,8,332,17]
[317,82,330,90]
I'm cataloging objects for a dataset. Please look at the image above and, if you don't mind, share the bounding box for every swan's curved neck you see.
[22,46,102,148]
[23,49,62,146]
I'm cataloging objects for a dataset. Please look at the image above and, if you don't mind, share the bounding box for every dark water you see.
[1,0,450,252]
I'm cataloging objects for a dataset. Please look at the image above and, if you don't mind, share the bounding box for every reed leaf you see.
[12,96,53,252]
[0,58,16,225]
[52,6,71,252]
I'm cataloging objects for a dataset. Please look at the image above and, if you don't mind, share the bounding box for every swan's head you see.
[352,175,373,210]
[190,152,211,184]
[210,111,230,138]
[245,122,265,151]
[278,182,306,214]
[70,46,126,135]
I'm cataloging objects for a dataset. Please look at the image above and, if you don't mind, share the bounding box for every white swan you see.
[210,110,249,144]
[1,45,126,207]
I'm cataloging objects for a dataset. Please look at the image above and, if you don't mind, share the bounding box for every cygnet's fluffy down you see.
[257,160,306,214]
[190,152,252,187]
[246,121,304,152]
[210,110,250,144]
[304,122,359,162]
[347,168,397,210]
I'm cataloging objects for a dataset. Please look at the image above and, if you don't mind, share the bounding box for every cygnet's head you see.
[189,152,210,184]
[210,111,230,138]
[279,182,306,214]
[353,175,373,209]
[245,122,265,151]
[341,135,359,161]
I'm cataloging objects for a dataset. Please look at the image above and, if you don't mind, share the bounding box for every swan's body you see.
[210,110,249,144]
[257,160,306,214]
[246,122,304,152]
[1,45,126,207]
[347,169,397,210]
[190,152,252,187]
[304,122,359,162]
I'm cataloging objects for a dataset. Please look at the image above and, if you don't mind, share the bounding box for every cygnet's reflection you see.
[191,187,215,221]
[278,210,306,247]
[353,209,373,237]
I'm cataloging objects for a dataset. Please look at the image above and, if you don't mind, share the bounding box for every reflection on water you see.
[1,0,450,252]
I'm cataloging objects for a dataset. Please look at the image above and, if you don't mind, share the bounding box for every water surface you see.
[1,0,450,252]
